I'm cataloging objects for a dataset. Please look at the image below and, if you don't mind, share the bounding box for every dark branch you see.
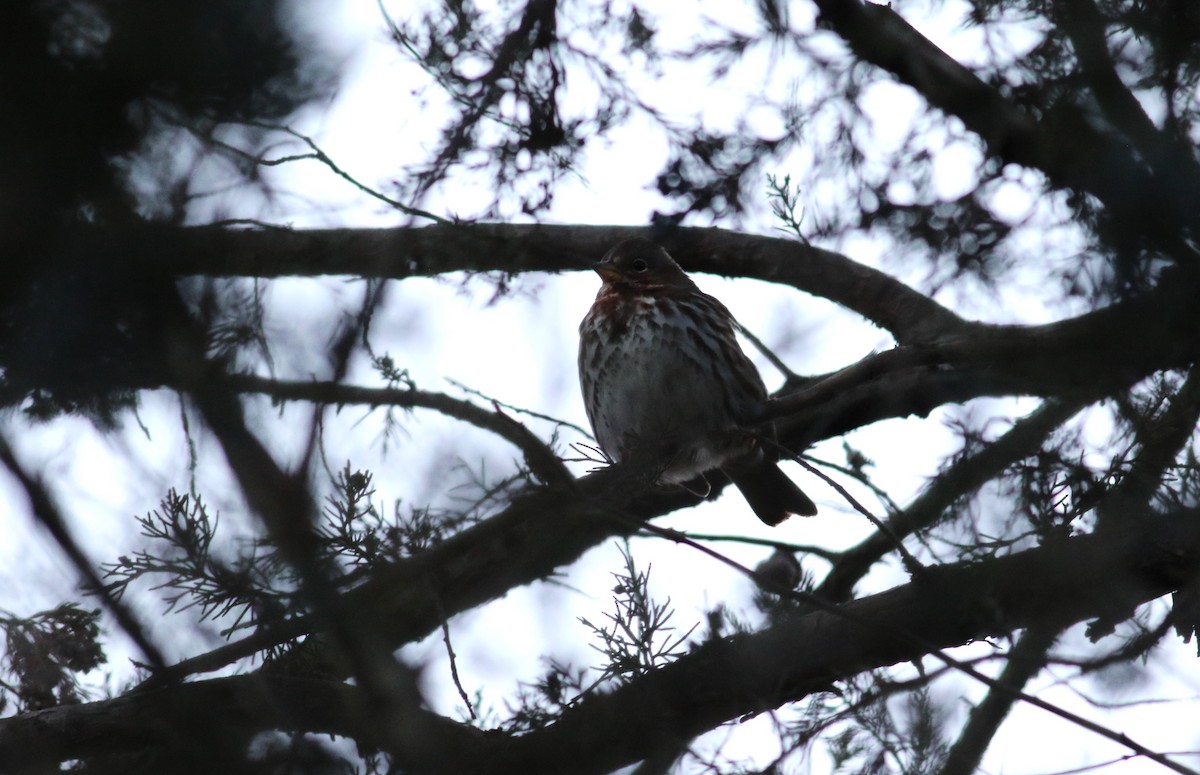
[817,398,1086,602]
[808,0,1200,255]
[225,373,573,487]
[6,510,1199,774]
[1097,367,1200,525]
[770,272,1200,444]
[109,223,968,345]
[939,625,1062,775]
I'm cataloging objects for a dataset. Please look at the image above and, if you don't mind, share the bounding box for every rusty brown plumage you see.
[578,238,816,525]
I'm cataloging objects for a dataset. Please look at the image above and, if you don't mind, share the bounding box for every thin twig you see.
[736,321,798,382]
[437,601,475,720]
[209,123,448,225]
[802,452,901,515]
[447,378,594,439]
[791,454,925,575]
[644,531,841,563]
[755,431,925,576]
[817,397,1086,602]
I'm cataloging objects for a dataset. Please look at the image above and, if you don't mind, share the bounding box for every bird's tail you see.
[729,462,817,526]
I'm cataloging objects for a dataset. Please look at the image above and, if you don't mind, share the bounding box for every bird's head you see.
[592,238,696,291]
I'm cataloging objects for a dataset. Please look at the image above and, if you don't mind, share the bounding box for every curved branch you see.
[1055,0,1164,154]
[1097,367,1200,526]
[0,676,364,770]
[225,373,573,487]
[1052,0,1200,237]
[58,223,1200,431]
[656,227,971,344]
[0,436,168,672]
[120,222,968,345]
[0,673,482,773]
[156,463,694,680]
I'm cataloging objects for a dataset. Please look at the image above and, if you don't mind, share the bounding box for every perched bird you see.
[578,238,816,525]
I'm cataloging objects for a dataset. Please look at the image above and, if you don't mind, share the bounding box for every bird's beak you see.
[592,261,623,283]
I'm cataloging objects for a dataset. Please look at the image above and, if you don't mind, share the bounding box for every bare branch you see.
[226,373,574,488]
[1055,0,1180,165]
[1098,367,1200,525]
[769,275,1200,445]
[111,223,968,345]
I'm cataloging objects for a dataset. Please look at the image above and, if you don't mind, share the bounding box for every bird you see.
[578,238,816,525]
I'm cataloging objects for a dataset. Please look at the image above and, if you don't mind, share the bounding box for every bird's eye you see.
[631,258,649,273]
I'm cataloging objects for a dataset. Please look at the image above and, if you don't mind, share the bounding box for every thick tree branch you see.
[0,674,472,772]
[31,225,1200,441]
[1055,0,1164,153]
[811,362,1200,603]
[109,222,969,345]
[157,464,687,680]
[422,509,1200,774]
[6,511,1199,774]
[656,228,971,344]
[770,271,1200,443]
[1097,367,1200,526]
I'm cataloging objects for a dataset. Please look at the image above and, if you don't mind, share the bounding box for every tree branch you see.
[32,224,1200,444]
[0,674,476,772]
[155,463,684,680]
[769,272,1200,444]
[112,222,968,345]
[225,373,573,487]
[939,624,1062,775]
[6,510,1199,774]
[817,398,1086,602]
[465,509,1200,775]
[0,436,167,673]
[808,0,1200,254]
[1097,367,1200,526]
[167,326,445,765]
[1055,0,1164,154]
